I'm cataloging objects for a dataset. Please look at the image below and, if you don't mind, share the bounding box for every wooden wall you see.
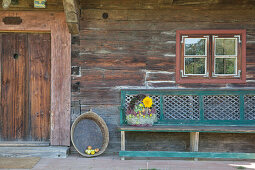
[71,0,255,154]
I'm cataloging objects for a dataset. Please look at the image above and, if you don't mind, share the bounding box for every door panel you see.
[1,33,29,140]
[29,34,51,141]
[0,33,50,141]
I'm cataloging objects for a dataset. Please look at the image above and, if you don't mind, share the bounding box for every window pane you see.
[215,38,236,56]
[185,58,206,75]
[185,38,206,56]
[215,58,236,74]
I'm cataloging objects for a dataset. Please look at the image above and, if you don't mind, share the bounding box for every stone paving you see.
[31,154,255,170]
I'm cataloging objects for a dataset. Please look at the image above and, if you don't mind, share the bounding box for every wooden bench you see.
[119,89,255,160]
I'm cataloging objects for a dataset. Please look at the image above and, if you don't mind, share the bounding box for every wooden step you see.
[0,146,69,158]
[0,141,50,147]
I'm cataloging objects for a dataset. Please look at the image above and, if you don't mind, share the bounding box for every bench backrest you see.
[120,90,255,126]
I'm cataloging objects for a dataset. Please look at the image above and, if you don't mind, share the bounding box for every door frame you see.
[0,11,71,146]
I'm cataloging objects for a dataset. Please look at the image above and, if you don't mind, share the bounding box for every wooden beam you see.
[190,132,199,161]
[190,132,199,152]
[63,0,79,35]
[121,131,125,160]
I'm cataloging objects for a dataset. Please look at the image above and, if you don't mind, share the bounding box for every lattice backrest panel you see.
[204,95,240,120]
[244,95,255,120]
[123,93,255,123]
[163,95,200,120]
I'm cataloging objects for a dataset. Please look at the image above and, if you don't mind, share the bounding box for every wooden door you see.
[0,33,51,141]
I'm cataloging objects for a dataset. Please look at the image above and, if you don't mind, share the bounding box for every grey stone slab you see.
[0,146,69,158]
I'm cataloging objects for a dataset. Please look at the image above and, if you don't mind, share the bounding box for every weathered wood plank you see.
[80,20,255,31]
[0,146,69,158]
[78,29,255,42]
[79,30,176,42]
[1,33,15,140]
[1,33,29,140]
[78,39,174,55]
[72,88,120,105]
[72,69,145,88]
[0,34,2,141]
[81,9,255,23]
[172,0,255,9]
[146,72,175,82]
[247,43,255,64]
[190,132,199,152]
[0,141,49,147]
[50,13,71,146]
[72,54,147,70]
[15,33,29,140]
[80,0,255,10]
[121,131,125,160]
[29,33,51,141]
[71,54,175,71]
[63,0,80,34]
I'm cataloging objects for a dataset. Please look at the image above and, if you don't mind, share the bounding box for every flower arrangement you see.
[126,94,157,126]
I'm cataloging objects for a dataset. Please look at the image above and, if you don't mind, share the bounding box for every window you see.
[176,30,246,84]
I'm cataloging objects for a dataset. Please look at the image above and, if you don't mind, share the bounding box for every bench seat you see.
[119,125,255,133]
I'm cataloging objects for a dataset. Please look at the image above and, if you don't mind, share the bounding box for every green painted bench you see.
[119,89,255,160]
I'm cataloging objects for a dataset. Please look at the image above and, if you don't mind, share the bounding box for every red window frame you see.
[176,30,246,84]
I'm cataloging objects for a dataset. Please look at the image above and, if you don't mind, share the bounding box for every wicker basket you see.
[71,111,109,157]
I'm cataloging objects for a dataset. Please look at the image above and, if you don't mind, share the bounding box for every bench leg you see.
[190,132,199,161]
[121,131,125,160]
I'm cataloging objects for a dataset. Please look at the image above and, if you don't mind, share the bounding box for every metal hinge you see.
[203,72,209,77]
[180,70,188,77]
[234,70,241,77]
[212,35,218,42]
[212,72,218,77]
[181,36,188,43]
[234,35,241,44]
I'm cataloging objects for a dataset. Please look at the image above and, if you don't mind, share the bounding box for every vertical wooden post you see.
[121,131,125,160]
[190,132,199,161]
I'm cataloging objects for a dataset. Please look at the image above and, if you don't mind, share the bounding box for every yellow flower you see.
[143,115,145,118]
[150,114,152,117]
[142,96,153,108]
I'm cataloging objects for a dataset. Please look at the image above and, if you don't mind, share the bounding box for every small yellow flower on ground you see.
[142,96,153,108]
[150,114,152,117]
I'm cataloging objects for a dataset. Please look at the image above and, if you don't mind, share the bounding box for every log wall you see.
[71,0,255,155]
